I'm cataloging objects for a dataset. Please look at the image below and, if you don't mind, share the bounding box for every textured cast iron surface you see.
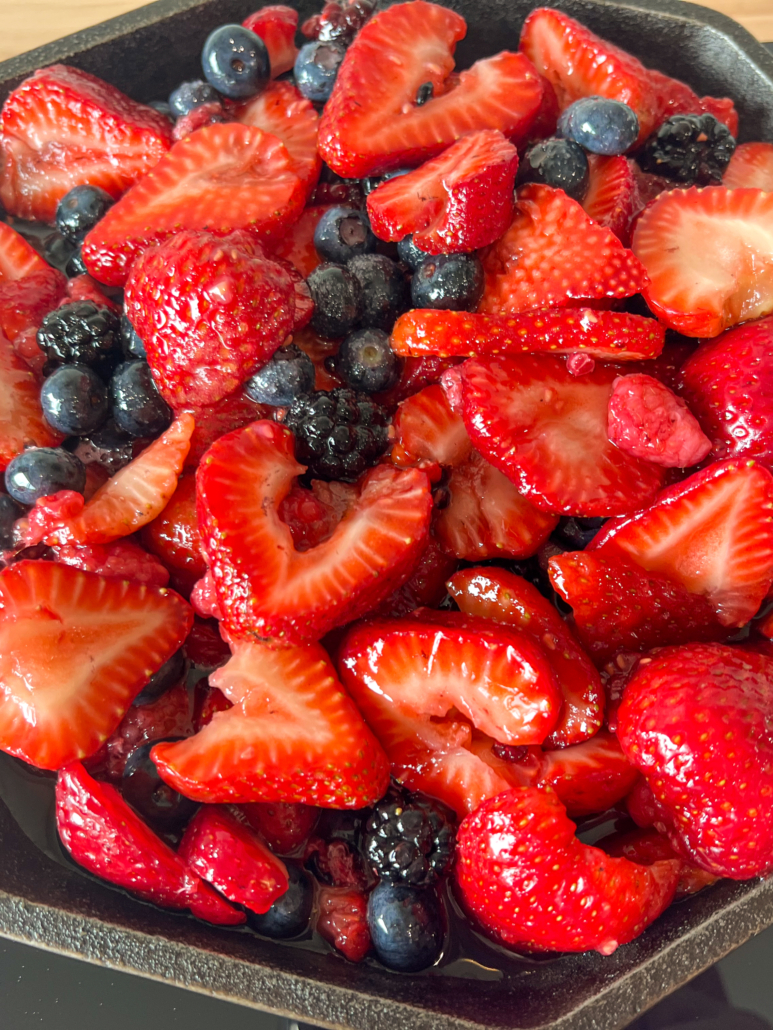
[2,1,773,1028]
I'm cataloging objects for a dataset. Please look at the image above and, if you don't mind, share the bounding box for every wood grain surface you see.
[0,0,770,65]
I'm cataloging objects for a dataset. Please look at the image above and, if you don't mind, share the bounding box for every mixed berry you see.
[1,0,773,982]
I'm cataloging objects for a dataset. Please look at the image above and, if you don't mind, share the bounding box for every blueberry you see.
[55,185,115,243]
[148,100,174,120]
[397,234,430,271]
[122,738,198,831]
[65,245,88,278]
[202,24,270,100]
[294,41,346,103]
[411,253,483,311]
[168,79,219,118]
[553,516,607,550]
[307,263,363,339]
[132,648,186,707]
[111,360,172,438]
[41,365,109,436]
[244,344,315,406]
[367,882,444,972]
[558,96,639,156]
[248,863,314,938]
[348,253,410,331]
[43,233,77,274]
[120,313,146,360]
[70,418,135,475]
[336,328,398,392]
[314,206,377,264]
[0,494,22,549]
[5,447,86,506]
[361,168,411,196]
[517,138,590,201]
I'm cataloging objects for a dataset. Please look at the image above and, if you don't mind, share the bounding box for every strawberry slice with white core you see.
[0,330,63,470]
[152,639,390,807]
[582,154,638,244]
[196,419,432,644]
[0,222,49,282]
[390,383,472,472]
[0,561,192,770]
[590,458,773,627]
[82,123,305,286]
[242,5,299,78]
[460,354,665,516]
[318,1,544,178]
[632,186,773,338]
[723,142,773,190]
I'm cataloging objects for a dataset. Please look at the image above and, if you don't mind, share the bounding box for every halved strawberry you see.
[539,730,639,818]
[366,130,518,253]
[460,354,665,516]
[267,204,332,278]
[0,221,49,281]
[183,390,269,470]
[233,81,321,198]
[0,329,63,469]
[242,5,299,78]
[390,383,471,473]
[238,800,319,855]
[632,186,773,337]
[152,639,390,807]
[646,68,738,137]
[723,142,773,190]
[24,413,194,546]
[0,65,172,223]
[597,826,719,899]
[376,536,458,618]
[582,155,638,244]
[82,123,305,286]
[390,308,665,361]
[318,1,545,177]
[196,419,432,644]
[141,472,207,594]
[448,566,603,748]
[0,266,67,350]
[590,459,773,627]
[478,184,649,315]
[0,561,192,770]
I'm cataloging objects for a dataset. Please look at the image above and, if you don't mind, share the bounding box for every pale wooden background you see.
[0,0,771,65]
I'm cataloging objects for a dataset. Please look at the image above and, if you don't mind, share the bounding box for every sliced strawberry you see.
[197,419,432,643]
[366,130,518,253]
[141,472,207,594]
[376,536,458,618]
[391,308,665,361]
[632,186,773,337]
[390,383,471,473]
[183,390,269,469]
[238,801,319,855]
[152,638,390,807]
[0,65,172,223]
[319,2,544,177]
[340,611,562,746]
[597,826,718,899]
[82,123,305,286]
[723,142,773,190]
[0,266,67,349]
[172,102,225,142]
[0,221,49,281]
[233,80,321,198]
[0,329,63,469]
[0,561,191,770]
[267,204,332,277]
[460,354,665,516]
[53,540,170,587]
[591,459,773,627]
[317,886,371,962]
[448,566,603,748]
[479,184,649,315]
[178,805,289,914]
[646,68,738,137]
[56,762,243,924]
[64,273,120,312]
[582,155,638,244]
[539,730,639,818]
[24,413,194,546]
[242,5,299,77]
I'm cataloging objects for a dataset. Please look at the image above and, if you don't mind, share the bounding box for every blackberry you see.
[517,138,589,201]
[363,787,455,887]
[37,301,122,379]
[637,113,736,185]
[284,388,390,482]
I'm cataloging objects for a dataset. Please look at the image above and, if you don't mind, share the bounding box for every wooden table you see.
[0,0,772,65]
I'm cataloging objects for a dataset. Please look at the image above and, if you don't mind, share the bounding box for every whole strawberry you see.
[125,229,296,409]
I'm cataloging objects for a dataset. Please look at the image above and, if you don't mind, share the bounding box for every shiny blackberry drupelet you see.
[364,787,455,887]
[168,79,219,117]
[336,328,399,392]
[248,863,314,939]
[70,419,136,476]
[41,365,109,436]
[5,447,86,506]
[367,882,444,972]
[313,206,377,264]
[558,97,639,156]
[120,313,146,360]
[0,494,22,549]
[132,649,186,707]
[55,185,115,243]
[110,361,172,438]
[637,113,736,185]
[284,388,390,482]
[121,737,198,831]
[517,138,590,201]
[307,263,363,339]
[201,23,270,99]
[244,344,315,406]
[348,253,410,332]
[38,302,122,380]
[294,40,346,103]
[411,253,483,311]
[397,234,431,271]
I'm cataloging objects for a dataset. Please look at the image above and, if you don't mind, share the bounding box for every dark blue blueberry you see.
[294,40,346,103]
[41,365,109,436]
[133,649,186,707]
[168,79,219,117]
[336,327,398,392]
[201,24,270,100]
[244,344,315,406]
[148,100,174,120]
[71,418,135,476]
[43,232,77,273]
[349,253,410,331]
[415,81,433,106]
[55,185,115,243]
[122,738,198,831]
[248,863,314,938]
[411,253,483,311]
[558,96,639,156]
[367,882,444,972]
[0,494,22,549]
[120,313,146,360]
[361,167,411,196]
[314,206,377,264]
[397,234,430,271]
[65,244,87,278]
[307,263,363,339]
[517,138,589,201]
[5,447,86,506]
[554,516,608,550]
[110,360,172,438]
